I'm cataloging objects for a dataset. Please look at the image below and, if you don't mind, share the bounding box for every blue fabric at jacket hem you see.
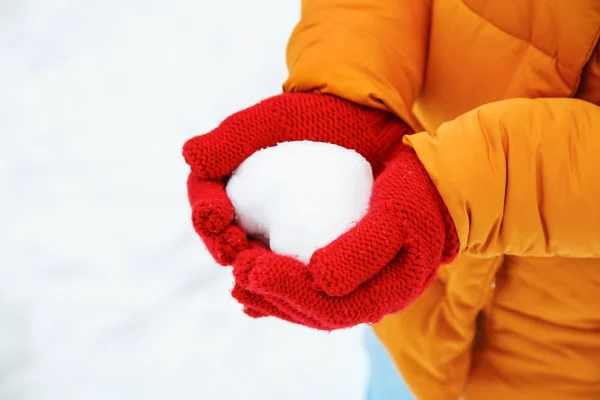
[363,326,414,400]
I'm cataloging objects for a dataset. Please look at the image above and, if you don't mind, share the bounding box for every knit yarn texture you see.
[182,92,459,329]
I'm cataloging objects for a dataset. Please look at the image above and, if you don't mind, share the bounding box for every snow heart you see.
[225,140,374,264]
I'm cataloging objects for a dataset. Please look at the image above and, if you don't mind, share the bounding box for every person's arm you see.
[405,98,600,258]
[283,0,432,131]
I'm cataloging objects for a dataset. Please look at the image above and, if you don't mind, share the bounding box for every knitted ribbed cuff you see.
[362,108,415,174]
[395,147,460,264]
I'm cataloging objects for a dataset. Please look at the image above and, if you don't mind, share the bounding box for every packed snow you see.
[0,1,370,399]
[226,141,374,264]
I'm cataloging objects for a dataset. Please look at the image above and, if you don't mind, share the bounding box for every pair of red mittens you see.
[183,92,458,330]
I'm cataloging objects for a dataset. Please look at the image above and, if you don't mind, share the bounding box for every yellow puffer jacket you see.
[283,1,600,399]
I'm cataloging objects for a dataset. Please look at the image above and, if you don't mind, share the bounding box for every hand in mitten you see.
[183,92,409,265]
[231,146,460,330]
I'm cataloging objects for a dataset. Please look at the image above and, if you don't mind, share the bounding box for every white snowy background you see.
[0,1,369,399]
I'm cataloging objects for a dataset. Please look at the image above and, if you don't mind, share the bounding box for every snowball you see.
[225,140,374,264]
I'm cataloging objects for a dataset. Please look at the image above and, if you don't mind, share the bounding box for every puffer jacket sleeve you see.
[404,98,600,258]
[283,0,431,131]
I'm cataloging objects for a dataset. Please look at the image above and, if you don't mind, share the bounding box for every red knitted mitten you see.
[183,92,410,265]
[232,147,460,330]
[231,247,332,330]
